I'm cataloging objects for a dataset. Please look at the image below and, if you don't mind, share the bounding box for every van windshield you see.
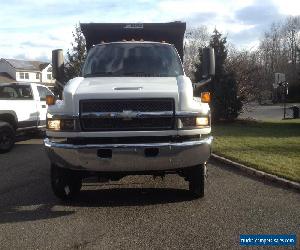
[82,43,184,77]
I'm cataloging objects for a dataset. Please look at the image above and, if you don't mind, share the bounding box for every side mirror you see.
[52,49,64,82]
[202,47,215,78]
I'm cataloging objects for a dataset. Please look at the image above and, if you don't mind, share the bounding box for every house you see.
[0,58,55,87]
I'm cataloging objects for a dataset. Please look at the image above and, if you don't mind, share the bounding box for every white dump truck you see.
[44,22,215,200]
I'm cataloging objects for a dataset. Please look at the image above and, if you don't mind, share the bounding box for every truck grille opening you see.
[81,99,174,113]
[80,99,175,131]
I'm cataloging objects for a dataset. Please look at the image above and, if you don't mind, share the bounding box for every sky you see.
[0,0,299,62]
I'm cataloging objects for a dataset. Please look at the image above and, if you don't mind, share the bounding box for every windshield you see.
[82,43,184,77]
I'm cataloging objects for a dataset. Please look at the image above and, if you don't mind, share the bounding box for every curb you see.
[211,154,300,192]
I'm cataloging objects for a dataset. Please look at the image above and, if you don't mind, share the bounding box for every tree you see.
[183,26,209,81]
[225,47,264,103]
[258,16,300,102]
[194,29,242,121]
[64,24,87,81]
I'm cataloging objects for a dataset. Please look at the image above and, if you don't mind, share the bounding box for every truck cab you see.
[44,22,215,200]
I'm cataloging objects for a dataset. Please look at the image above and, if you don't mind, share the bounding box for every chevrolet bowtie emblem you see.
[120,110,137,120]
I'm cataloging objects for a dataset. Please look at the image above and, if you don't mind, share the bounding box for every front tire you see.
[0,122,15,153]
[188,164,205,198]
[51,164,82,201]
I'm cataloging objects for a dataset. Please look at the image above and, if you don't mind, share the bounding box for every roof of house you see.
[0,72,15,83]
[1,58,50,71]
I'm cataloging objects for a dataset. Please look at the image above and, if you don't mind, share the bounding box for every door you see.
[36,85,54,126]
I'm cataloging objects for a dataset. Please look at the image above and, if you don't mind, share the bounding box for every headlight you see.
[47,119,61,130]
[196,117,209,126]
[178,116,210,129]
[47,119,75,131]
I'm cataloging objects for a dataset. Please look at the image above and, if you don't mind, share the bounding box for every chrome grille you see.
[80,99,175,131]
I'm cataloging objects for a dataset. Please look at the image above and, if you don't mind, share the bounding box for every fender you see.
[0,110,18,129]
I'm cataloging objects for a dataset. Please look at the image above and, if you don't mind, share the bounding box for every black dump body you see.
[80,22,186,61]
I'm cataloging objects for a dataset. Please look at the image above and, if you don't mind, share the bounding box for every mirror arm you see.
[193,77,212,96]
[193,77,212,89]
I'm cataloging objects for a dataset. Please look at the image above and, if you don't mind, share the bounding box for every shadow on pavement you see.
[0,205,75,224]
[0,187,193,224]
[67,187,194,207]
[0,179,193,224]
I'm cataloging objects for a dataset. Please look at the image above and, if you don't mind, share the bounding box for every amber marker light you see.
[201,92,211,103]
[46,95,55,105]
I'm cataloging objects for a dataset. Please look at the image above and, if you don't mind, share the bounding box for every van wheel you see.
[0,122,15,153]
[188,164,205,198]
[50,164,82,201]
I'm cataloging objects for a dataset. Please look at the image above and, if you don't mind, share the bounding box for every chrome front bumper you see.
[44,136,213,172]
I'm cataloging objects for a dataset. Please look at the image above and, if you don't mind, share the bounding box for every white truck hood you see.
[72,77,179,113]
[76,77,178,98]
[51,75,208,115]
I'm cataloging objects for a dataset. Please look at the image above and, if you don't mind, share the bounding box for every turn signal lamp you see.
[201,92,211,103]
[46,95,55,105]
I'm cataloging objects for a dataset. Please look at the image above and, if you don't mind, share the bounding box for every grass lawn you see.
[212,119,300,183]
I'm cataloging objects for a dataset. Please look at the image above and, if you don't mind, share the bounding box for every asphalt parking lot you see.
[0,137,299,249]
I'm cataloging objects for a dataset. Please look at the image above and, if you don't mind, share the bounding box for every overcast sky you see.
[0,0,299,62]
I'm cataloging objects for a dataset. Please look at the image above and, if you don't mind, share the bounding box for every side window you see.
[0,85,33,100]
[25,73,29,79]
[20,72,24,79]
[0,86,18,99]
[37,86,53,101]
[18,86,33,99]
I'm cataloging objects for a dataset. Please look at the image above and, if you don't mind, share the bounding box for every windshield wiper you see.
[123,72,152,76]
[123,72,170,77]
[84,72,115,77]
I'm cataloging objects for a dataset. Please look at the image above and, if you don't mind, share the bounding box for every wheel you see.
[188,164,205,198]
[0,122,15,153]
[50,164,82,201]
